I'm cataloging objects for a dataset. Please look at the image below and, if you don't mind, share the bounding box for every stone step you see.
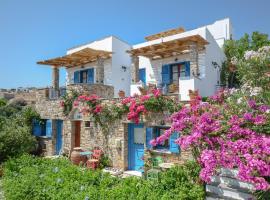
[211,176,254,192]
[120,170,143,178]
[206,184,255,200]
[219,168,239,179]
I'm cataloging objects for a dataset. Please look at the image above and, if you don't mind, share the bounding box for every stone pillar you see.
[96,57,104,84]
[52,66,59,90]
[131,56,139,83]
[190,43,199,77]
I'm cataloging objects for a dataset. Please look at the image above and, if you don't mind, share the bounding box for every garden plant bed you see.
[2,154,205,200]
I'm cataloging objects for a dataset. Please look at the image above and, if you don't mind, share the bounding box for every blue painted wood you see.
[139,68,146,84]
[185,62,190,77]
[128,123,145,172]
[161,64,171,85]
[74,71,80,83]
[87,68,94,84]
[169,132,180,153]
[55,120,63,155]
[146,127,153,149]
[45,119,52,138]
[32,119,42,136]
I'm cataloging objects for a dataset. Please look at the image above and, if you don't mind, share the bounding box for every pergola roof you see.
[128,35,208,60]
[37,48,112,68]
[145,27,185,41]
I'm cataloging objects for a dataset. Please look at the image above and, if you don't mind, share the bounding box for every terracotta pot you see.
[70,147,87,165]
[118,90,125,98]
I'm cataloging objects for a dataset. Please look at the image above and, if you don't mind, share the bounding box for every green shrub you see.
[0,106,39,163]
[3,155,205,200]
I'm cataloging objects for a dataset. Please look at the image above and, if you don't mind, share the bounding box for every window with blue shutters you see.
[45,119,52,138]
[162,61,191,85]
[169,132,180,153]
[149,126,180,154]
[139,68,146,85]
[161,65,171,85]
[32,119,42,136]
[87,68,94,84]
[146,127,153,149]
[74,71,80,83]
[74,68,94,84]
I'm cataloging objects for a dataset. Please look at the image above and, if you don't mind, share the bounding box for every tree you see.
[221,32,270,87]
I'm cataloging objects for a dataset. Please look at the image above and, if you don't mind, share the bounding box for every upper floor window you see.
[74,68,94,84]
[161,61,190,85]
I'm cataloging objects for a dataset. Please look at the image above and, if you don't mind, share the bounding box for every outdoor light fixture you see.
[121,66,127,72]
[174,58,178,62]
[212,61,220,69]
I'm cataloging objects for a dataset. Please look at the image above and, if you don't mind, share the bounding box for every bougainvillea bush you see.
[150,88,270,191]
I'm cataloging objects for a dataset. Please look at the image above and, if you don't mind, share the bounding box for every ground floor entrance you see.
[128,123,145,172]
[74,121,81,147]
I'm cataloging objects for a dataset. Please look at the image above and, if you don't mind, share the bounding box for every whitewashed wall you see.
[205,18,233,47]
[65,36,131,97]
[111,36,132,96]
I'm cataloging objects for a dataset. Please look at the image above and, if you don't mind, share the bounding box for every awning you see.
[37,48,112,68]
[128,35,208,60]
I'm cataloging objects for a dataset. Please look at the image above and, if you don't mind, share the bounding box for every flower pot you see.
[70,147,87,165]
[118,91,125,98]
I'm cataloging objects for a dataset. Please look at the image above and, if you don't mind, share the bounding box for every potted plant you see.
[118,90,125,98]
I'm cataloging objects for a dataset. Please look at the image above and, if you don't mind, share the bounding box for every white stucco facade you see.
[63,18,231,100]
[65,36,131,97]
[130,19,229,100]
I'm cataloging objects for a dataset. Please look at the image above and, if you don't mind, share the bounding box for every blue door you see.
[55,120,63,155]
[128,123,145,172]
[139,68,146,85]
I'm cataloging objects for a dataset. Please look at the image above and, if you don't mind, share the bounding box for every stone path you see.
[0,178,4,200]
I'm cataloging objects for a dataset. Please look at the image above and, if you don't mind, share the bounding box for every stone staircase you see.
[206,168,256,200]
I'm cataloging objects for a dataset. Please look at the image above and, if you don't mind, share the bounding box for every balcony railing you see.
[48,87,66,100]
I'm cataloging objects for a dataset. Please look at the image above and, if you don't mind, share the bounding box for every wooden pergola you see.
[128,35,208,60]
[37,48,112,68]
[145,27,185,41]
[128,34,209,82]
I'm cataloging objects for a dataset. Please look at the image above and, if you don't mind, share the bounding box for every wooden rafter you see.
[37,48,112,68]
[128,35,208,59]
[145,27,185,41]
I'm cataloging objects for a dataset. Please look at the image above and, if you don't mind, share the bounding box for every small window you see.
[84,121,90,128]
[155,127,169,149]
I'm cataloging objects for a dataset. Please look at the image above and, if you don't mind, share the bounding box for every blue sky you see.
[0,0,270,88]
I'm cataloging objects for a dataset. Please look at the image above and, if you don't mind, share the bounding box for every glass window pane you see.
[134,128,145,144]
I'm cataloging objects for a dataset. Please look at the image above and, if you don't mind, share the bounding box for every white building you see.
[37,18,232,100]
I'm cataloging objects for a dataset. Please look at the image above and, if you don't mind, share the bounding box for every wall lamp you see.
[121,66,127,72]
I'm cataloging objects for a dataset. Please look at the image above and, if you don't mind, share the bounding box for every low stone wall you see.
[37,136,54,156]
[67,84,114,99]
[35,88,65,119]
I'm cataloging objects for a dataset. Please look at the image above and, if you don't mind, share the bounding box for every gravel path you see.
[0,178,4,200]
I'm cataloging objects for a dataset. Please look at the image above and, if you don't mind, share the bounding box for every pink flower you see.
[152,89,161,97]
[60,101,65,107]
[93,105,102,114]
[73,100,79,107]
[248,99,257,109]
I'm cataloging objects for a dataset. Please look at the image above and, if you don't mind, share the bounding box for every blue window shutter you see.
[146,127,153,149]
[139,68,146,84]
[169,132,180,153]
[87,68,94,84]
[161,65,171,85]
[46,119,52,138]
[32,119,42,136]
[185,62,190,77]
[74,71,80,83]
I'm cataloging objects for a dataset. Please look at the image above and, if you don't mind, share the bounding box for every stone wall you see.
[67,84,114,99]
[35,88,65,119]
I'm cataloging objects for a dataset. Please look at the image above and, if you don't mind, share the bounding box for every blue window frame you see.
[146,126,180,154]
[161,61,190,85]
[139,68,146,84]
[74,68,94,84]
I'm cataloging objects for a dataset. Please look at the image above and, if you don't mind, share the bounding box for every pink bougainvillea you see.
[151,89,270,191]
